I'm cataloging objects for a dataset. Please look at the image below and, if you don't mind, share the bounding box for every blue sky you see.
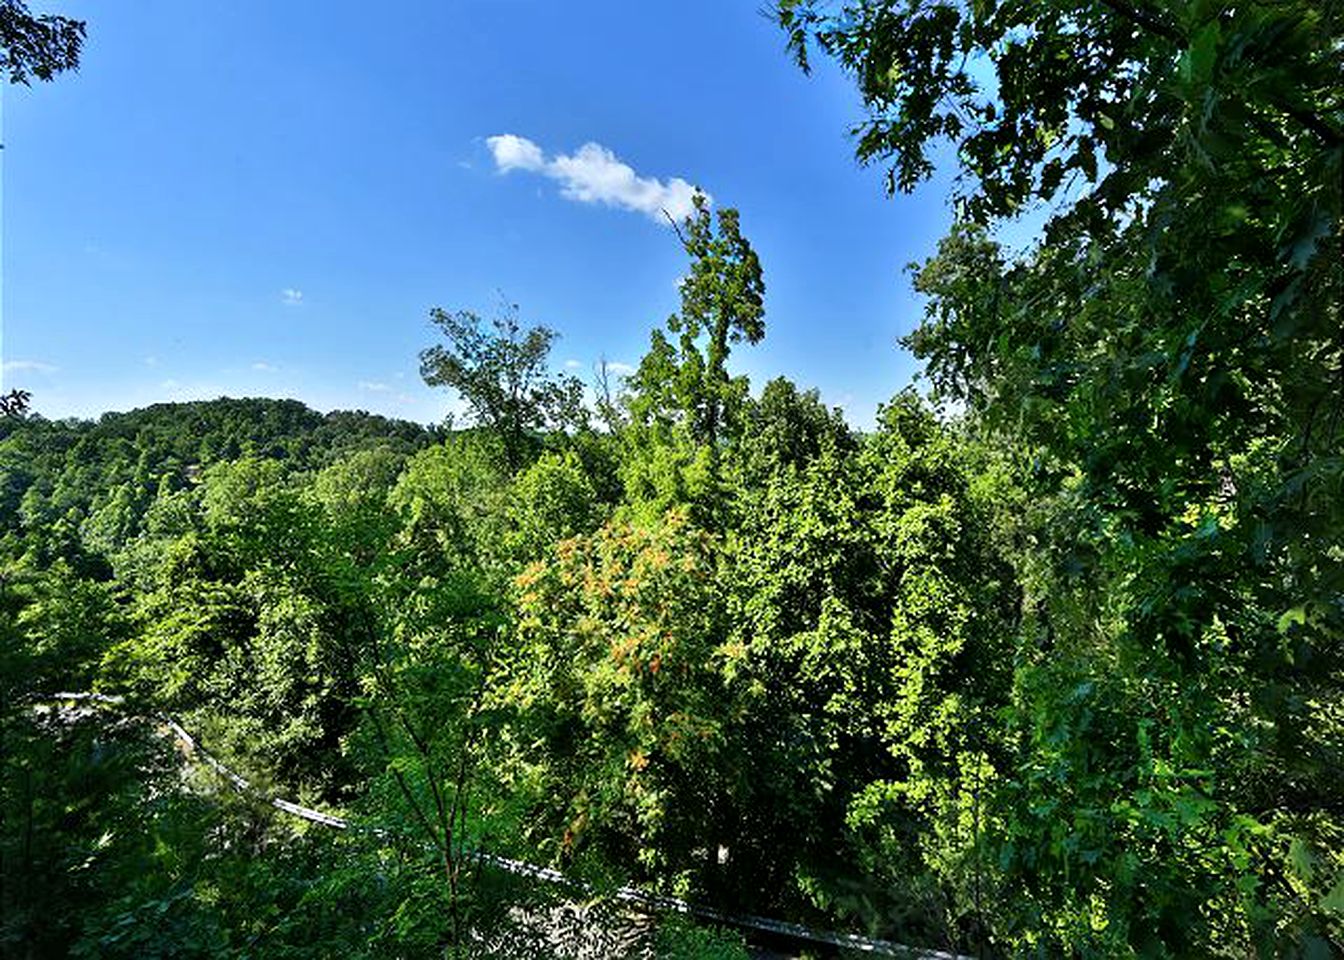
[1,0,960,429]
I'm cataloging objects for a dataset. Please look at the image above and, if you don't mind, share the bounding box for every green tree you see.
[628,195,764,451]
[782,0,1343,952]
[0,0,84,86]
[353,566,506,951]
[733,376,853,488]
[624,197,766,525]
[506,450,604,564]
[727,395,1017,945]
[496,510,741,891]
[389,435,511,578]
[311,446,405,568]
[420,304,586,472]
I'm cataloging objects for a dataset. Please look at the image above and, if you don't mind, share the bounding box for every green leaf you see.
[1277,605,1307,634]
[1288,836,1315,881]
[1186,21,1221,86]
[1321,872,1344,917]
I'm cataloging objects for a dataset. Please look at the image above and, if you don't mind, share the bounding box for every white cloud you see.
[485,134,704,223]
[358,380,391,393]
[2,359,58,374]
[487,134,545,173]
[604,361,636,376]
[281,288,304,306]
[564,359,583,370]
[252,361,278,373]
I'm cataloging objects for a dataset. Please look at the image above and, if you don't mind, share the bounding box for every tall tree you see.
[623,196,766,525]
[420,304,585,472]
[629,194,765,453]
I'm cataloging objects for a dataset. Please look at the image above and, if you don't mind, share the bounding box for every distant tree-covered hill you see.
[0,397,440,545]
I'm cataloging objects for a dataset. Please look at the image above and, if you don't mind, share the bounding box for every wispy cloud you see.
[2,359,58,374]
[252,361,279,373]
[485,134,704,223]
[281,288,304,306]
[564,359,583,370]
[144,355,160,367]
[358,380,391,393]
[603,361,636,377]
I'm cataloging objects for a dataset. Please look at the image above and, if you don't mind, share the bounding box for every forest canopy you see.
[2,1,1341,957]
